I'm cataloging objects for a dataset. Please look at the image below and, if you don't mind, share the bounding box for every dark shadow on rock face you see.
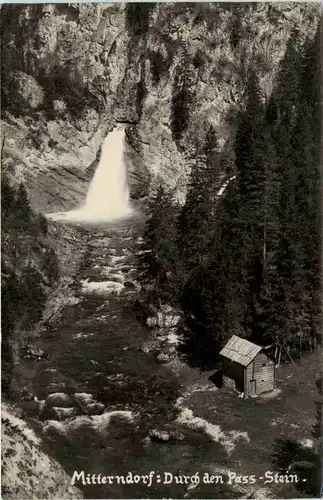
[271,439,320,498]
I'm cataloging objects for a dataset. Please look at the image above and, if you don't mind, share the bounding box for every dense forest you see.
[140,27,321,368]
[1,176,60,395]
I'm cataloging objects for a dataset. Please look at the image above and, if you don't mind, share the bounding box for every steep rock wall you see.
[1,3,127,212]
[1,2,319,212]
[2,402,83,499]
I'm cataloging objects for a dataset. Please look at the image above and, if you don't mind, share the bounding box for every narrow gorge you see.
[1,3,321,500]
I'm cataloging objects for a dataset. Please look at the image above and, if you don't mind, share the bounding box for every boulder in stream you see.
[42,406,77,421]
[141,340,160,353]
[169,429,185,441]
[86,402,105,415]
[156,352,171,364]
[156,346,177,364]
[124,280,137,289]
[146,305,181,329]
[45,392,74,408]
[150,428,185,443]
[149,429,171,442]
[24,344,48,360]
[73,392,95,405]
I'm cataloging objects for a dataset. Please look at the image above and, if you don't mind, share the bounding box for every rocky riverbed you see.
[9,213,250,499]
[4,212,319,500]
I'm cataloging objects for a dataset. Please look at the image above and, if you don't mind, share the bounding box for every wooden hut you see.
[220,335,275,396]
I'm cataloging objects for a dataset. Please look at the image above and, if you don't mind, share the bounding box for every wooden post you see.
[285,346,295,364]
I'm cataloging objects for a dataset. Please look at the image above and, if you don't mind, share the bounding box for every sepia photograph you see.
[1,1,322,499]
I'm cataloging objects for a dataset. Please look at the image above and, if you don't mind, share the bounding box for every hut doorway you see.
[249,379,256,396]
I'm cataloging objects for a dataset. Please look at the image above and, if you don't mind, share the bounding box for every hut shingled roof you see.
[219,335,263,367]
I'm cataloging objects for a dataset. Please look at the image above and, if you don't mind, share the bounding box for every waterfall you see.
[83,126,131,220]
[47,125,132,223]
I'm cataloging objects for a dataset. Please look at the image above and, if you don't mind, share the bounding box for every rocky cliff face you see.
[1,3,319,212]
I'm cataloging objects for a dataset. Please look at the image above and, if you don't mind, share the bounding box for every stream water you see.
[18,213,237,499]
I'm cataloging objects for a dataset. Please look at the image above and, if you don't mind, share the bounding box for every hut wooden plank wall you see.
[220,335,275,396]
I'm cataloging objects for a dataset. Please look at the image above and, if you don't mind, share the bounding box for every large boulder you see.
[45,392,74,408]
[156,352,171,364]
[141,340,160,353]
[42,406,77,421]
[149,429,171,442]
[150,428,185,443]
[156,345,177,364]
[24,344,47,360]
[147,306,182,329]
[73,392,95,405]
[85,402,105,415]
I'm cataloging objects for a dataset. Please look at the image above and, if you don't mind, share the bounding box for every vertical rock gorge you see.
[1,2,319,211]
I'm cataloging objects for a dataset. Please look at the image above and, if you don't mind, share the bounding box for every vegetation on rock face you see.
[148,50,170,85]
[1,4,104,121]
[171,58,197,146]
[136,64,148,120]
[125,3,154,38]
[1,174,60,396]
[140,27,321,368]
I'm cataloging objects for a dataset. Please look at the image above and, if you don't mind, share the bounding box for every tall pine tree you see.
[177,127,221,272]
[140,182,179,306]
[234,70,267,337]
[257,29,320,356]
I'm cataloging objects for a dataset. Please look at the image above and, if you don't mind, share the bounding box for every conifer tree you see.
[234,70,267,337]
[1,175,16,230]
[257,29,320,354]
[291,30,321,348]
[177,127,221,272]
[147,27,321,364]
[140,182,179,305]
[13,182,31,231]
[179,178,246,363]
[271,33,302,128]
